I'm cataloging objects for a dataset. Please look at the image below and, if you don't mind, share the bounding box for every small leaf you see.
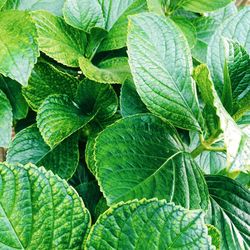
[86,199,213,249]
[32,10,87,67]
[127,13,202,131]
[22,62,79,111]
[37,94,94,148]
[7,125,79,180]
[0,10,39,85]
[63,0,104,32]
[207,224,221,250]
[206,175,250,250]
[0,90,12,147]
[0,162,90,249]
[79,57,130,84]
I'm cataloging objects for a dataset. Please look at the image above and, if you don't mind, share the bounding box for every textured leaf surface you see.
[0,10,39,86]
[206,175,250,250]
[86,199,213,250]
[207,7,250,94]
[79,57,130,84]
[0,90,12,148]
[95,114,209,209]
[207,225,221,250]
[0,76,28,120]
[63,0,104,32]
[32,10,87,67]
[0,162,90,249]
[37,94,94,148]
[127,13,202,131]
[6,125,79,179]
[23,62,79,111]
[2,0,65,16]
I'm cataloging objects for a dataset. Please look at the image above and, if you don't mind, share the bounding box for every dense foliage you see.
[0,0,249,249]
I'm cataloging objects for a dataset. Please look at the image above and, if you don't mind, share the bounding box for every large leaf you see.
[0,10,39,86]
[32,10,87,67]
[86,199,213,249]
[0,90,12,148]
[22,62,79,111]
[127,13,202,131]
[37,94,94,148]
[63,0,104,32]
[0,75,28,120]
[95,114,209,209]
[207,7,250,94]
[206,175,250,250]
[6,125,79,179]
[98,0,147,52]
[2,0,65,16]
[0,162,90,249]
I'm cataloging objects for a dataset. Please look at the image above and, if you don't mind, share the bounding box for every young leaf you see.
[0,162,90,249]
[207,225,221,250]
[32,10,87,67]
[37,94,94,148]
[95,114,209,209]
[127,13,202,131]
[63,0,104,32]
[6,125,79,180]
[86,199,213,249]
[206,175,250,250]
[2,0,65,16]
[0,90,12,148]
[79,57,130,84]
[207,7,250,94]
[0,75,28,120]
[22,62,79,111]
[0,10,39,86]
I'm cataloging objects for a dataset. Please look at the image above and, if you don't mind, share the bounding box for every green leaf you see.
[207,224,221,250]
[127,13,202,131]
[0,75,28,120]
[98,0,147,52]
[63,0,104,32]
[79,57,130,84]
[181,0,233,13]
[86,199,213,249]
[6,125,79,179]
[0,0,7,9]
[0,10,39,86]
[206,175,250,250]
[120,78,148,117]
[22,62,79,111]
[146,0,165,15]
[95,114,209,209]
[193,64,250,171]
[0,90,12,148]
[37,94,94,148]
[207,7,250,94]
[32,10,87,67]
[0,162,90,249]
[2,0,65,16]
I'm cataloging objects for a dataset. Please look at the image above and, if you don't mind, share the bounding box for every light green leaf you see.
[63,0,104,32]
[120,78,148,117]
[206,175,250,250]
[32,10,87,67]
[207,7,250,94]
[2,0,65,16]
[98,0,147,52]
[0,0,7,9]
[95,114,209,209]
[181,0,233,13]
[22,62,79,111]
[37,94,94,148]
[79,57,130,84]
[0,162,90,249]
[0,10,39,86]
[207,225,221,250]
[127,13,202,131]
[86,199,213,249]
[146,0,165,15]
[0,90,12,148]
[6,125,79,180]
[0,75,28,120]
